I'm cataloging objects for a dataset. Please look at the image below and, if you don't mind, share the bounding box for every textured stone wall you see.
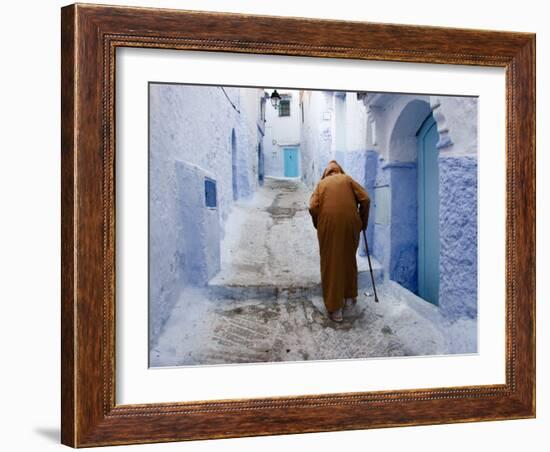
[438,156,478,319]
[434,97,478,320]
[149,84,263,348]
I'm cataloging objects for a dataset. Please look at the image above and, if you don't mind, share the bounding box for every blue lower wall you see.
[175,160,221,286]
[388,162,418,293]
[372,156,390,269]
[363,150,378,256]
[438,156,478,320]
[149,160,221,349]
[334,150,376,257]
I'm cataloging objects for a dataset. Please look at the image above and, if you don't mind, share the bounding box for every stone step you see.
[208,256,384,300]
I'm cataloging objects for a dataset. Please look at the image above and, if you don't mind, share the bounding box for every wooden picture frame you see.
[61,2,535,447]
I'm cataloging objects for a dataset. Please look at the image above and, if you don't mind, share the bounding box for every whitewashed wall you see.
[148,84,264,348]
[299,90,335,187]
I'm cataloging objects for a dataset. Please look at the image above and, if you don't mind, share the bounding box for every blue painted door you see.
[417,114,440,305]
[283,148,299,177]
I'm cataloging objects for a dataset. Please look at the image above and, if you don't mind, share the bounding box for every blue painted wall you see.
[372,157,391,270]
[438,156,478,319]
[388,162,418,293]
[364,150,378,256]
[174,161,221,286]
[334,149,375,258]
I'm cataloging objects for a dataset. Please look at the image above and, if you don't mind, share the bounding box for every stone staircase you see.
[208,253,383,300]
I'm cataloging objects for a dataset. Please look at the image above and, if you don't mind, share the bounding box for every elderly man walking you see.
[308,160,371,322]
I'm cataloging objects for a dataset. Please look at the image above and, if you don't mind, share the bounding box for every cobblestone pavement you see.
[150,279,477,367]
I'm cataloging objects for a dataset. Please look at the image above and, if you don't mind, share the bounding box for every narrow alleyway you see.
[150,177,476,367]
[209,177,382,298]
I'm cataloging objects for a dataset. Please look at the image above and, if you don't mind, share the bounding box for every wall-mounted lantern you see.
[270,89,281,110]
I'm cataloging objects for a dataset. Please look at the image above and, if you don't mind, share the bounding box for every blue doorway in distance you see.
[283,147,299,178]
[417,113,440,306]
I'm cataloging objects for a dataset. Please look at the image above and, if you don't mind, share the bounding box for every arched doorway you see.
[231,129,238,200]
[387,98,432,295]
[416,113,440,305]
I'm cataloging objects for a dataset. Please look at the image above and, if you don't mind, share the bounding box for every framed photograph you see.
[61,3,536,447]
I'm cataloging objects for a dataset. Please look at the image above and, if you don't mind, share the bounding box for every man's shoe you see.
[329,308,343,322]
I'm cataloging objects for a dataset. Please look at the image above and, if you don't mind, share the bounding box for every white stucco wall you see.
[365,93,431,162]
[431,96,478,156]
[299,90,335,187]
[345,92,369,153]
[298,90,368,188]
[365,93,478,161]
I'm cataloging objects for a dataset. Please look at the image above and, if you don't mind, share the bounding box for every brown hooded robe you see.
[308,162,370,313]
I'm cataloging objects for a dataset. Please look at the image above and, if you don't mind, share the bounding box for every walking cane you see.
[362,229,379,303]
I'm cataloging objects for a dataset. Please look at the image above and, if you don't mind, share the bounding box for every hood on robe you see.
[321,160,346,179]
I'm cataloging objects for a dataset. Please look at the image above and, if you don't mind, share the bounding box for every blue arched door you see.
[417,114,440,305]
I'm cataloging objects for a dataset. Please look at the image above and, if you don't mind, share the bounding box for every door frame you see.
[417,113,440,305]
[283,147,299,178]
